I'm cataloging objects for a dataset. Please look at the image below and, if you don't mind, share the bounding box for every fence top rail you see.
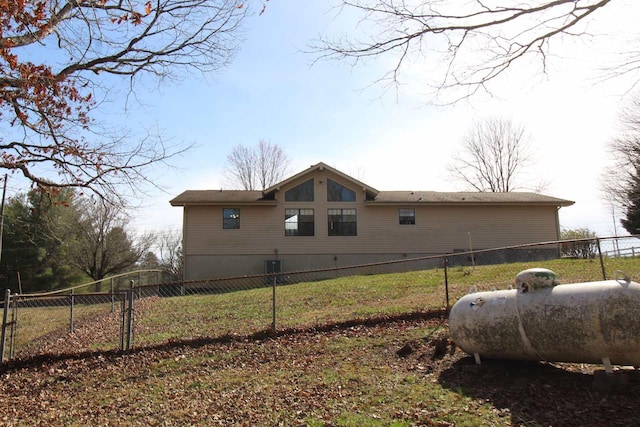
[12,270,167,298]
[12,291,129,301]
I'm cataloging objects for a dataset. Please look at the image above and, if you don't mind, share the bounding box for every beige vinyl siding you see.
[359,205,559,253]
[183,170,561,258]
[184,205,281,255]
[176,162,570,279]
[184,170,372,256]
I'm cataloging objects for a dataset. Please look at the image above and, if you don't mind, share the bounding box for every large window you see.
[223,208,240,229]
[399,208,415,225]
[327,179,356,202]
[328,208,357,236]
[285,179,314,202]
[285,209,314,236]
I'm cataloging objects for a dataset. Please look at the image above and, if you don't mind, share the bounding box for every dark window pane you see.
[285,179,314,202]
[285,208,314,236]
[399,208,415,225]
[327,179,356,202]
[223,208,240,229]
[327,208,357,236]
[328,222,357,236]
[297,222,315,236]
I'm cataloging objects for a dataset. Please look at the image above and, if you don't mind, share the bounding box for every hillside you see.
[1,304,639,426]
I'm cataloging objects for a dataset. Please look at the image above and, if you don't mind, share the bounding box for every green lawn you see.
[2,257,639,426]
[135,256,639,346]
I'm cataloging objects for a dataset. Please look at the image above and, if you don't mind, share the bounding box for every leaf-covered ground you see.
[1,298,639,426]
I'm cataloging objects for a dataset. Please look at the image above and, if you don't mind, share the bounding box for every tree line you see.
[0,189,182,294]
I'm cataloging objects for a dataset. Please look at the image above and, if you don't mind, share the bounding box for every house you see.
[170,162,574,280]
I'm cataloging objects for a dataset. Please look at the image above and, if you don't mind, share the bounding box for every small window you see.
[285,179,314,202]
[223,208,240,229]
[328,208,357,236]
[399,208,415,225]
[327,179,356,202]
[285,208,314,236]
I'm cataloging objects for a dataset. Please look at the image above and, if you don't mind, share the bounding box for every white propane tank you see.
[449,268,640,367]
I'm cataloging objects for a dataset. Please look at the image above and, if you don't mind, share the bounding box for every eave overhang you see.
[364,191,574,207]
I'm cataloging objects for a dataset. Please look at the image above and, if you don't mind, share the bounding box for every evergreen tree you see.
[0,190,156,292]
[0,190,84,292]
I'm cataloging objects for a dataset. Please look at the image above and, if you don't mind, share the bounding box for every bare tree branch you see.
[449,117,535,192]
[0,0,248,203]
[224,140,291,190]
[69,197,154,280]
[155,228,183,278]
[602,91,640,210]
[312,0,616,101]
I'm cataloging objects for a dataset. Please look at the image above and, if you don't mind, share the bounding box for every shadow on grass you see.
[1,308,448,373]
[438,356,640,427]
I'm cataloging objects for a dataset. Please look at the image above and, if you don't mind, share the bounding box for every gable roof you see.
[263,162,379,199]
[170,162,574,207]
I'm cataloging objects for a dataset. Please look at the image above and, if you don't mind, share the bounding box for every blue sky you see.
[118,0,639,239]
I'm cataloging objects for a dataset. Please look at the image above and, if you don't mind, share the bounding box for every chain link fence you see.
[0,270,174,362]
[2,236,639,364]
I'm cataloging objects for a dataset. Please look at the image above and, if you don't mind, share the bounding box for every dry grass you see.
[2,257,639,426]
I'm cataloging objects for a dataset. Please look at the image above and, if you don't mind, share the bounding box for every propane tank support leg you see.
[474,353,481,365]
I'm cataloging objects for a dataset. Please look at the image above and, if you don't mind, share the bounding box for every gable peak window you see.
[223,208,240,229]
[327,178,356,202]
[285,179,314,202]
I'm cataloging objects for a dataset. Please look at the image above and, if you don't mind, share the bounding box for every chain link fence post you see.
[69,288,75,333]
[443,257,450,310]
[271,269,277,336]
[110,277,115,313]
[156,270,160,297]
[8,298,17,360]
[596,237,606,280]
[120,292,127,351]
[126,280,135,351]
[1,289,10,364]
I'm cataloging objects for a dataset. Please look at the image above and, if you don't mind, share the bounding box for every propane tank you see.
[449,268,640,369]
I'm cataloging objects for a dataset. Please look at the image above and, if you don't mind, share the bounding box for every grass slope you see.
[2,258,639,426]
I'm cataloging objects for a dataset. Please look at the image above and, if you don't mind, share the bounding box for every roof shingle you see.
[372,191,573,206]
[169,162,573,207]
